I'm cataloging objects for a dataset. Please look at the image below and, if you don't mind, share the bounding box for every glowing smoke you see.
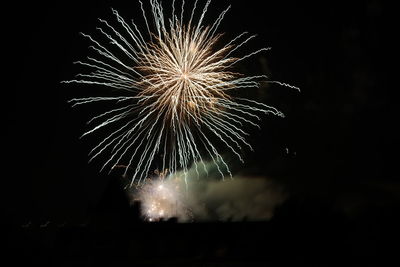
[129,162,288,222]
[187,176,287,222]
[134,176,192,222]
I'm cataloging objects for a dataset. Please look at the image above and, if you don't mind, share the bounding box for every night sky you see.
[4,0,398,265]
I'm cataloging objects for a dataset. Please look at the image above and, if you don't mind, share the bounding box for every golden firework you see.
[63,0,298,186]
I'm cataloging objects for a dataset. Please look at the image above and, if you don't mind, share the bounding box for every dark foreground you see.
[6,197,399,267]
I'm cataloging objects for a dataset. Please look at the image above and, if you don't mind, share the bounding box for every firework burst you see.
[63,0,298,186]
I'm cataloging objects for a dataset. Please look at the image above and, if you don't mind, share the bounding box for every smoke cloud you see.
[129,161,288,222]
[186,175,287,222]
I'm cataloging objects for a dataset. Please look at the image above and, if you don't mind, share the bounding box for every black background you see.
[4,0,398,265]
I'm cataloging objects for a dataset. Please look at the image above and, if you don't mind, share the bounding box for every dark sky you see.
[4,0,397,230]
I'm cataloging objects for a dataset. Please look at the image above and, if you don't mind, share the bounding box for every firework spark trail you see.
[63,0,299,186]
